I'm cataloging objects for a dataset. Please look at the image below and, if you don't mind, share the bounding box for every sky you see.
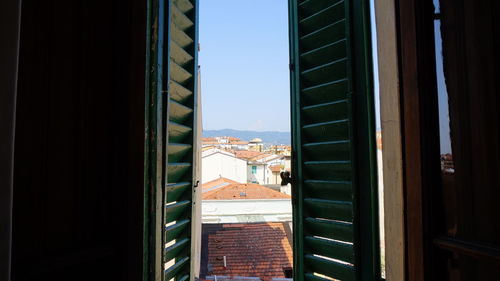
[199,0,450,150]
[199,0,290,132]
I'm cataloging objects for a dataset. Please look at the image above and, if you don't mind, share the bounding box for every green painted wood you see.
[167,163,191,182]
[164,256,189,280]
[171,41,194,66]
[303,120,349,143]
[173,0,193,13]
[165,238,190,261]
[168,143,192,162]
[171,23,193,48]
[177,274,189,281]
[164,219,190,242]
[299,1,345,34]
[290,0,380,280]
[300,58,348,87]
[305,236,354,264]
[305,255,355,281]
[301,79,349,106]
[169,100,193,124]
[169,81,192,104]
[304,273,334,281]
[168,121,192,143]
[303,161,352,181]
[166,182,191,203]
[144,0,168,279]
[300,39,347,69]
[303,180,352,202]
[162,1,199,280]
[299,0,342,17]
[305,217,353,243]
[165,200,191,223]
[289,1,306,281]
[302,140,350,161]
[171,5,193,30]
[302,100,349,124]
[170,62,193,85]
[304,198,353,221]
[299,20,346,51]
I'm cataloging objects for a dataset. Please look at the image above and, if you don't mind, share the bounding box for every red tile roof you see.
[202,183,291,200]
[230,141,250,145]
[202,177,241,191]
[248,153,273,161]
[204,223,293,281]
[269,165,282,173]
[234,150,264,160]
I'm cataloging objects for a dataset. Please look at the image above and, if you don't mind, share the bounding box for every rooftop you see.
[234,150,264,160]
[202,182,291,200]
[269,165,282,173]
[201,223,293,281]
[202,177,241,193]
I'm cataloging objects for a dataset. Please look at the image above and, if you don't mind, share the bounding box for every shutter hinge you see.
[289,63,295,71]
[280,171,293,186]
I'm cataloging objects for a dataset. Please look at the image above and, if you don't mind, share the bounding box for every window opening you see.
[198,1,293,281]
[370,0,386,278]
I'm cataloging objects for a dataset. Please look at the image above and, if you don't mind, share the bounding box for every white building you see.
[248,138,263,152]
[202,199,292,223]
[246,154,285,184]
[202,136,249,150]
[201,180,292,223]
[201,148,247,184]
[247,162,267,184]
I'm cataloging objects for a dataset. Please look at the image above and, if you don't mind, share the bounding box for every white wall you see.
[280,184,291,196]
[202,152,247,184]
[247,164,266,184]
[269,171,281,185]
[202,199,292,223]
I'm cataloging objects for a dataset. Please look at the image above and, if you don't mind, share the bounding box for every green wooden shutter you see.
[288,0,380,280]
[145,0,200,281]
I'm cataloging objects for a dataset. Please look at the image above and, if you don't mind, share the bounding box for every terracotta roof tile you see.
[230,141,249,145]
[203,223,293,281]
[234,150,264,160]
[202,177,241,191]
[269,165,282,173]
[202,183,291,200]
[248,153,273,161]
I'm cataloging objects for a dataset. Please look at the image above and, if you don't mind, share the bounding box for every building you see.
[233,150,263,161]
[248,138,263,152]
[201,179,292,223]
[265,145,291,156]
[268,165,282,185]
[202,148,247,184]
[234,152,285,185]
[202,136,250,150]
[249,155,284,185]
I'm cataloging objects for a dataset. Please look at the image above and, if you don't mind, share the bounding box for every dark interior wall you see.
[0,0,22,280]
[12,0,146,280]
[434,0,500,280]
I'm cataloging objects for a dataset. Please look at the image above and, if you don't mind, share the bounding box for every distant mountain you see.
[203,129,291,145]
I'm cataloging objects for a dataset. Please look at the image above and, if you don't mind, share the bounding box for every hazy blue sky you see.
[199,0,290,132]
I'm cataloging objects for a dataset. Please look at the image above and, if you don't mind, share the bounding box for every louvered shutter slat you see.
[290,0,379,280]
[163,0,199,280]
